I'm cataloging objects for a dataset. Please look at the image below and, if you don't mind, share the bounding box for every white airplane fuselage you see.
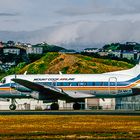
[1,64,140,110]
[0,64,140,100]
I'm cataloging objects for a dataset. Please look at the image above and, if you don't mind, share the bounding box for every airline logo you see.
[33,78,75,82]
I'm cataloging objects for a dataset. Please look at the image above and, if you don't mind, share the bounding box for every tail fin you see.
[105,63,140,77]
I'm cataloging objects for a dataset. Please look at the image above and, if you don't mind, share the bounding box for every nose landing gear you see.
[9,104,16,110]
[9,99,16,110]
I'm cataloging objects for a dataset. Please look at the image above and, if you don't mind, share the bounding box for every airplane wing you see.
[11,78,73,100]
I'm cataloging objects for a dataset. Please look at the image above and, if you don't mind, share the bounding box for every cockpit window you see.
[1,78,6,84]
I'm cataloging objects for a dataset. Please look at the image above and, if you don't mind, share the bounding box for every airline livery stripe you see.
[0,88,14,91]
[61,80,140,90]
[0,79,140,91]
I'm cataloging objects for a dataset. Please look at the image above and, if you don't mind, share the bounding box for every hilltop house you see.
[83,48,99,53]
[26,46,43,54]
[2,47,21,55]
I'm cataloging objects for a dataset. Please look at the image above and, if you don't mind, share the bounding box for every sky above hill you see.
[0,0,140,49]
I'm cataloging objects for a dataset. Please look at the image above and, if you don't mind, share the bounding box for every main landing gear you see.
[9,99,16,110]
[73,102,81,110]
[50,103,59,110]
[50,102,81,110]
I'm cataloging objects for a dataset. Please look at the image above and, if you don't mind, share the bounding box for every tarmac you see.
[0,110,139,115]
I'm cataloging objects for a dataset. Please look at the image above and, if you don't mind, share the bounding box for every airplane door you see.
[108,77,117,94]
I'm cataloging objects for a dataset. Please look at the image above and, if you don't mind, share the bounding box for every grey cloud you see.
[57,7,134,16]
[4,19,19,23]
[57,0,140,16]
[0,12,19,17]
[32,20,140,49]
[43,21,140,48]
[1,20,140,49]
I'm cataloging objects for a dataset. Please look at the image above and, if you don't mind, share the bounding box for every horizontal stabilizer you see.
[132,86,140,95]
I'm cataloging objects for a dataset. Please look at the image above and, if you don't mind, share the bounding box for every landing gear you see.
[50,103,59,110]
[73,102,81,110]
[9,99,16,110]
[9,104,16,110]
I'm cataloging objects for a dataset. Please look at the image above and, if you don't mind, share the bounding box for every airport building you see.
[0,98,115,110]
[0,99,46,110]
[115,95,140,110]
[0,96,139,110]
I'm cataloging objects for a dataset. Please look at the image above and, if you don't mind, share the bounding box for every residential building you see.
[83,48,99,53]
[98,51,109,56]
[3,47,20,55]
[26,46,43,54]
[6,41,15,47]
[110,50,140,60]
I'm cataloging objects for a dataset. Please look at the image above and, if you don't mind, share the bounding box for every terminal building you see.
[115,95,140,110]
[0,98,117,111]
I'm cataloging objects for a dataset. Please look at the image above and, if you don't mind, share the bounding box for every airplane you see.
[0,63,140,110]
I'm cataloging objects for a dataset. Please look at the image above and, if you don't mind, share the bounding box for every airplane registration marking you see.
[118,90,132,94]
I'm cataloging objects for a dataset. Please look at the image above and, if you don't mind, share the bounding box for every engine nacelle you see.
[0,98,10,102]
[43,99,58,103]
[30,91,58,101]
[11,85,31,92]
[30,91,40,99]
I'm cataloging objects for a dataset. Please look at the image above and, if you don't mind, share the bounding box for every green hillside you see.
[9,52,134,75]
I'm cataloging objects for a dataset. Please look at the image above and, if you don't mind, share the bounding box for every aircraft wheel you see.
[9,104,16,110]
[50,103,59,110]
[73,103,81,110]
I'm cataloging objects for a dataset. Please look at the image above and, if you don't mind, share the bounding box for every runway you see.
[0,110,139,115]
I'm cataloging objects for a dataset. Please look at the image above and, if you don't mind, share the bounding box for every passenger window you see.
[71,82,78,86]
[57,82,63,86]
[87,82,95,86]
[52,82,56,86]
[100,82,104,86]
[46,82,51,86]
[79,82,86,86]
[63,82,70,86]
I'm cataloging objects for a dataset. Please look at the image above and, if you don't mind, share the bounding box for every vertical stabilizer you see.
[105,63,140,77]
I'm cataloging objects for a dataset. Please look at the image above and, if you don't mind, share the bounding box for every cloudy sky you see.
[0,0,140,49]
